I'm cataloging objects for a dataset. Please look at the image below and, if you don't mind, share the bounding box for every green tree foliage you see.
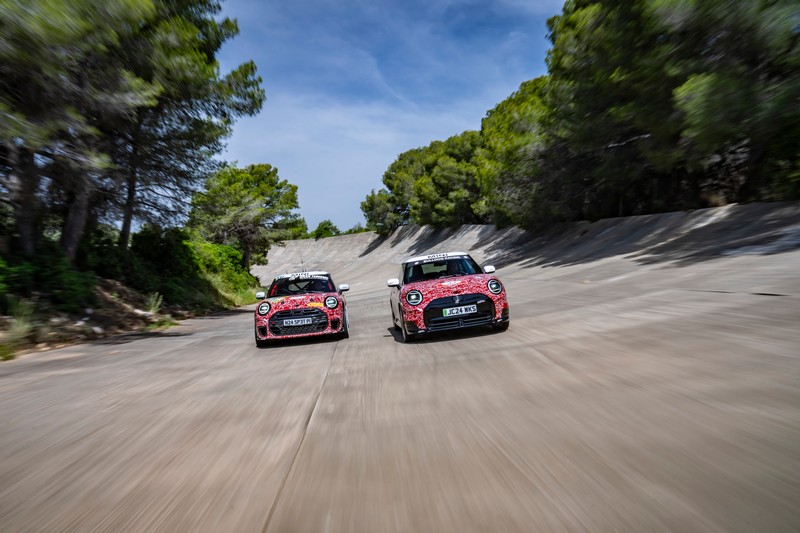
[1,241,95,314]
[654,0,800,199]
[188,239,260,301]
[363,0,799,230]
[112,1,264,248]
[0,0,159,257]
[361,188,395,235]
[379,148,426,227]
[310,219,341,239]
[410,131,487,226]
[342,223,368,235]
[362,131,488,230]
[0,0,264,262]
[543,0,690,220]
[118,225,255,307]
[475,77,551,226]
[272,214,309,240]
[74,223,258,308]
[188,164,299,268]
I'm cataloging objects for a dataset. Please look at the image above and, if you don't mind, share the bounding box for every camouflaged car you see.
[255,271,349,347]
[387,252,509,342]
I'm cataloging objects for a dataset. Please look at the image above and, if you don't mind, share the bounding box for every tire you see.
[400,311,416,343]
[339,312,350,339]
[391,306,401,331]
[255,336,269,348]
[492,321,510,332]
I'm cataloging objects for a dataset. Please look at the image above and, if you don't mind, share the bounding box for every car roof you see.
[273,271,331,280]
[402,252,470,264]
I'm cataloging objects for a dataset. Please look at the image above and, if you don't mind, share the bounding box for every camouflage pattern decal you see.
[395,273,508,330]
[255,273,346,341]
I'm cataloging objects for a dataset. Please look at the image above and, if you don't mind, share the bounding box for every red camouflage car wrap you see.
[254,292,346,341]
[396,273,508,332]
[254,272,348,345]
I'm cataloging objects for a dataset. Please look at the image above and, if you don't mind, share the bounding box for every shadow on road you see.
[386,326,503,344]
[254,334,342,350]
[92,330,195,346]
[482,201,800,271]
[193,308,255,320]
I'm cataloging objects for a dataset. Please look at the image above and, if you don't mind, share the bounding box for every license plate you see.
[443,304,477,317]
[283,317,313,326]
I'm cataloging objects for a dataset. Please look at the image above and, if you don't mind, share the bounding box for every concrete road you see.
[2,204,799,531]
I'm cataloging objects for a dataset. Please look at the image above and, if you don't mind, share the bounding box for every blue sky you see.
[217,0,564,231]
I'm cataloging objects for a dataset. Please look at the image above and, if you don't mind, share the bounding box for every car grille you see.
[423,293,495,332]
[269,308,328,336]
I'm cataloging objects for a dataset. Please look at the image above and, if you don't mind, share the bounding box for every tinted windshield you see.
[403,256,481,283]
[268,276,335,296]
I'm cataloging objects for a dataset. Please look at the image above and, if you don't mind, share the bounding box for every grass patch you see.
[0,297,35,360]
[146,316,178,331]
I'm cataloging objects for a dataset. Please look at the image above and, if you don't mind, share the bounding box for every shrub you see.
[77,224,127,280]
[1,246,94,314]
[33,252,94,313]
[188,240,260,296]
[146,292,163,313]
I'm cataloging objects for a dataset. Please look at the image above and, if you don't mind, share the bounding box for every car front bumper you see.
[255,307,346,341]
[403,292,509,334]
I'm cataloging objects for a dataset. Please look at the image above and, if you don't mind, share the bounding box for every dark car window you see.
[403,257,481,284]
[268,276,335,296]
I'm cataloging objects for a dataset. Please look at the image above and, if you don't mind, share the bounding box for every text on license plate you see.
[443,304,477,317]
[284,317,313,326]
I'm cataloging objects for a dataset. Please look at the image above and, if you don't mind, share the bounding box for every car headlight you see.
[487,279,503,294]
[325,296,339,309]
[257,302,271,315]
[406,290,423,305]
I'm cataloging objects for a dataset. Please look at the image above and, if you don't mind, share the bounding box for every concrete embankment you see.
[253,201,800,297]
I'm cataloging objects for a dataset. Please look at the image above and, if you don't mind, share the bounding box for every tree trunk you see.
[119,123,141,249]
[60,174,91,262]
[739,144,767,201]
[242,245,252,272]
[119,170,137,249]
[7,144,39,256]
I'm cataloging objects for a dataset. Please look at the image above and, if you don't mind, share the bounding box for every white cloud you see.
[223,91,490,230]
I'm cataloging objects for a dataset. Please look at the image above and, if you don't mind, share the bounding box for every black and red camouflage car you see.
[387,252,509,342]
[254,271,350,347]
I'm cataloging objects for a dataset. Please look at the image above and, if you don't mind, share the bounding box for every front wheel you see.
[400,312,416,343]
[339,312,350,339]
[391,306,401,331]
[255,334,270,348]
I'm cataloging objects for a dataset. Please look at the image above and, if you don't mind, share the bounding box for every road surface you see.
[1,203,799,531]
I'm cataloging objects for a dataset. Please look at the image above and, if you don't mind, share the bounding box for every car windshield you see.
[403,256,481,284]
[268,276,335,296]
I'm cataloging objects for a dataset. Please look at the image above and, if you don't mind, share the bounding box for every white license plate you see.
[283,317,313,326]
[443,304,477,317]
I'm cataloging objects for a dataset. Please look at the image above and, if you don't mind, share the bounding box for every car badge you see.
[452,295,460,304]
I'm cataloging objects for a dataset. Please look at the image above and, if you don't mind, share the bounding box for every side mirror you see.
[387,278,400,287]
[255,291,266,300]
[483,265,496,274]
[338,284,350,293]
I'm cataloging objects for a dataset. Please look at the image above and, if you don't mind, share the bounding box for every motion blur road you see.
[2,205,799,531]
